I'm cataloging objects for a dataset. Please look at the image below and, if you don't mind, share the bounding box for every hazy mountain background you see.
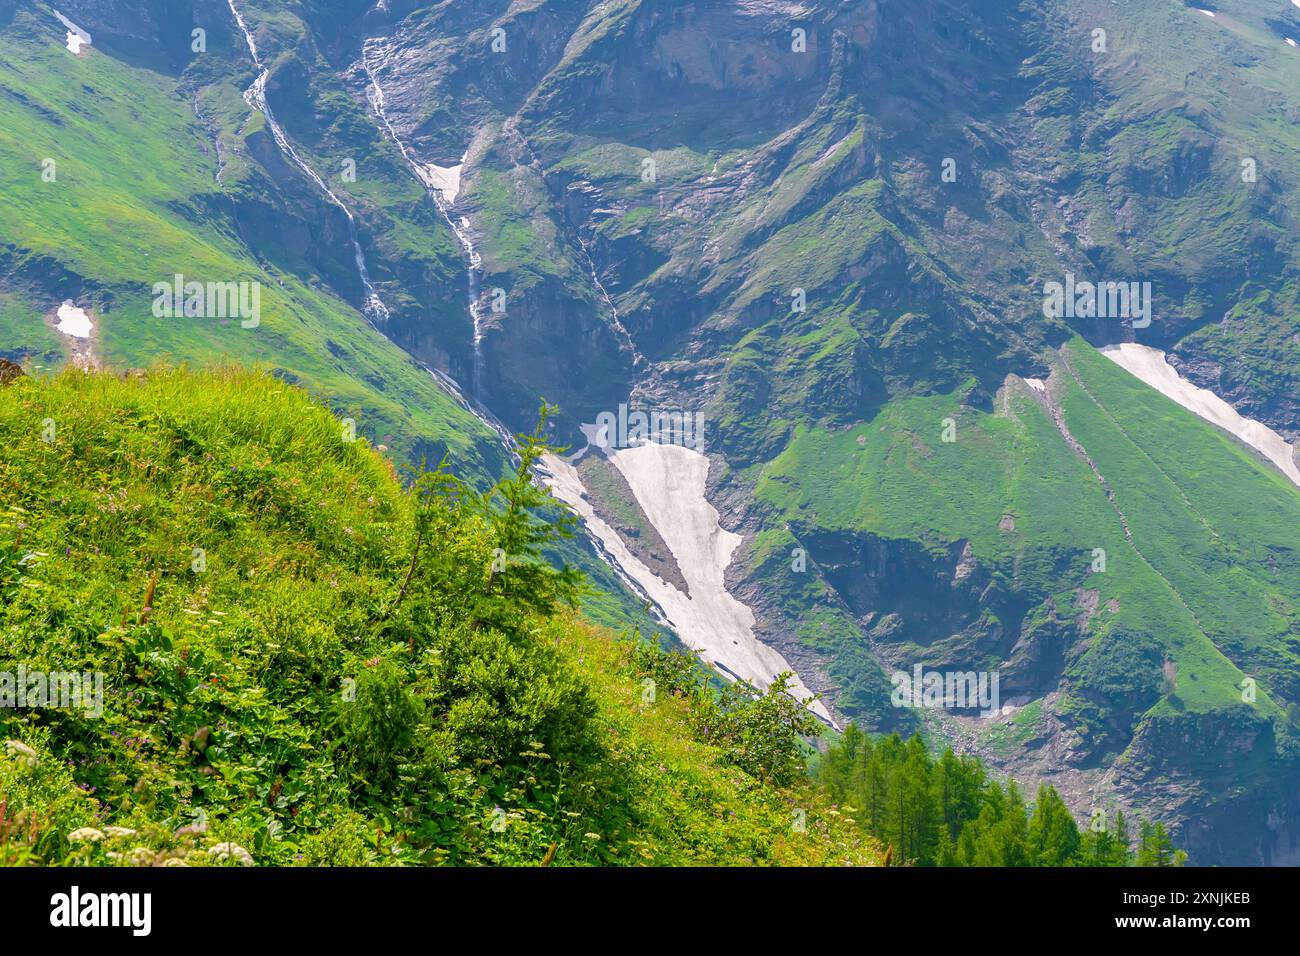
[3,0,1300,863]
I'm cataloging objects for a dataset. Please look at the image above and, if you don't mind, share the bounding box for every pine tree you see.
[933,749,985,842]
[1082,812,1117,866]
[1111,811,1132,866]
[1029,785,1082,866]
[1000,780,1034,866]
[474,403,584,629]
[1137,820,1180,867]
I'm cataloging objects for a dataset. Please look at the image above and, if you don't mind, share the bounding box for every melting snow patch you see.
[1288,37,1298,47]
[1198,9,1216,17]
[1100,343,1300,488]
[542,437,833,724]
[55,302,92,339]
[52,10,91,55]
[422,162,463,204]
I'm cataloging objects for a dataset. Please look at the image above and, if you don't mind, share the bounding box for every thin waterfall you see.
[226,0,389,324]
[361,36,485,398]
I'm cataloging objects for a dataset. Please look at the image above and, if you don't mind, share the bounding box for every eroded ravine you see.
[361,35,486,397]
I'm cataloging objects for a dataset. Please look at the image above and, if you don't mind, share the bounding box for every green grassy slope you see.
[0,1,669,652]
[0,366,878,866]
[752,338,1297,785]
[0,3,504,483]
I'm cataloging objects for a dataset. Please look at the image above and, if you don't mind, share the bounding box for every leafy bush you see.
[621,636,822,787]
[0,367,880,867]
[333,656,425,789]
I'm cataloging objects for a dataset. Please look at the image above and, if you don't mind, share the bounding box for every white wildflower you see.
[4,740,38,766]
[208,841,254,866]
[126,847,155,866]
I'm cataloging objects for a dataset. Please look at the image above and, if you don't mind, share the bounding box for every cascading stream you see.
[226,0,389,325]
[502,118,643,367]
[226,5,511,452]
[361,36,485,398]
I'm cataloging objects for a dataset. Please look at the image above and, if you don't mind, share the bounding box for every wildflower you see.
[126,847,154,866]
[68,827,106,843]
[208,842,254,866]
[4,740,38,766]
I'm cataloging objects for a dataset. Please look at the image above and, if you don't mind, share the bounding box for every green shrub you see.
[0,368,879,867]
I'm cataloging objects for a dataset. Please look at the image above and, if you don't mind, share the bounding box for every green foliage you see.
[332,656,425,789]
[0,367,879,866]
[377,405,584,649]
[1135,820,1187,868]
[621,636,821,788]
[817,726,1184,867]
[1029,785,1081,867]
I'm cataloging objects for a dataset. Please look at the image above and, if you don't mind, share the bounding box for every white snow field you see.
[52,10,91,55]
[423,162,464,203]
[1100,343,1300,488]
[55,302,92,338]
[541,438,833,724]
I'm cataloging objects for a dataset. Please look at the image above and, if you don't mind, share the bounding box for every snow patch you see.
[541,439,833,724]
[734,1,815,15]
[422,162,463,204]
[1198,9,1216,17]
[1100,343,1300,488]
[1287,37,1298,47]
[55,302,92,339]
[52,10,91,55]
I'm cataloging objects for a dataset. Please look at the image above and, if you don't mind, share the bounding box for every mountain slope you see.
[748,338,1300,862]
[0,365,880,866]
[3,0,1300,863]
[0,1,508,481]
